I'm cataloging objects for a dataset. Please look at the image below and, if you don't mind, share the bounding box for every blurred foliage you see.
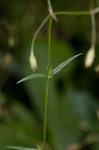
[0,0,99,150]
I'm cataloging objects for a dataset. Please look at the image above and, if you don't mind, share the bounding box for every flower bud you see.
[84,47,95,68]
[29,51,37,71]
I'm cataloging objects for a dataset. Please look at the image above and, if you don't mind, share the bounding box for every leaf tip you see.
[16,81,21,84]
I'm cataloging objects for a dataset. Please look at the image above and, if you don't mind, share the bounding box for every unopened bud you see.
[84,47,95,68]
[29,51,37,71]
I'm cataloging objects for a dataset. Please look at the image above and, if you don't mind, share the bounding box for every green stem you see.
[31,15,50,54]
[43,78,49,150]
[47,0,52,9]
[43,16,52,150]
[91,11,96,49]
[54,10,90,16]
[90,0,96,49]
[48,17,52,69]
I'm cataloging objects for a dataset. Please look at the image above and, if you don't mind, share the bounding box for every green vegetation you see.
[0,0,99,150]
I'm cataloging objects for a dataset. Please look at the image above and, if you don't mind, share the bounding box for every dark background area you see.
[0,0,99,150]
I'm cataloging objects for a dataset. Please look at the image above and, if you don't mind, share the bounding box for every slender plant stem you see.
[43,16,52,150]
[31,15,50,54]
[90,0,96,50]
[54,10,90,16]
[43,78,49,150]
[90,4,96,49]
[48,17,52,69]
[47,0,52,9]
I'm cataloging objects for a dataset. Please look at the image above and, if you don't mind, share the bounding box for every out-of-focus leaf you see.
[17,73,47,84]
[7,146,37,150]
[50,53,82,78]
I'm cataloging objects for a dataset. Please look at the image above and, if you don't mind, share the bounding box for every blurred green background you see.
[0,0,99,150]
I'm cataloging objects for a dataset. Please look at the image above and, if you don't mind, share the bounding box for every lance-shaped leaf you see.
[50,53,82,78]
[7,146,37,150]
[17,73,47,84]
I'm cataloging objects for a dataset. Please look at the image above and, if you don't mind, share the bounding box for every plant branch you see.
[54,10,90,16]
[48,17,52,69]
[43,16,52,150]
[47,0,51,9]
[30,15,50,54]
[91,10,96,49]
[43,78,49,150]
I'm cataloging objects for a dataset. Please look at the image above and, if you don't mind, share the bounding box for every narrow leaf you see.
[17,73,47,84]
[7,146,37,150]
[51,53,82,77]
